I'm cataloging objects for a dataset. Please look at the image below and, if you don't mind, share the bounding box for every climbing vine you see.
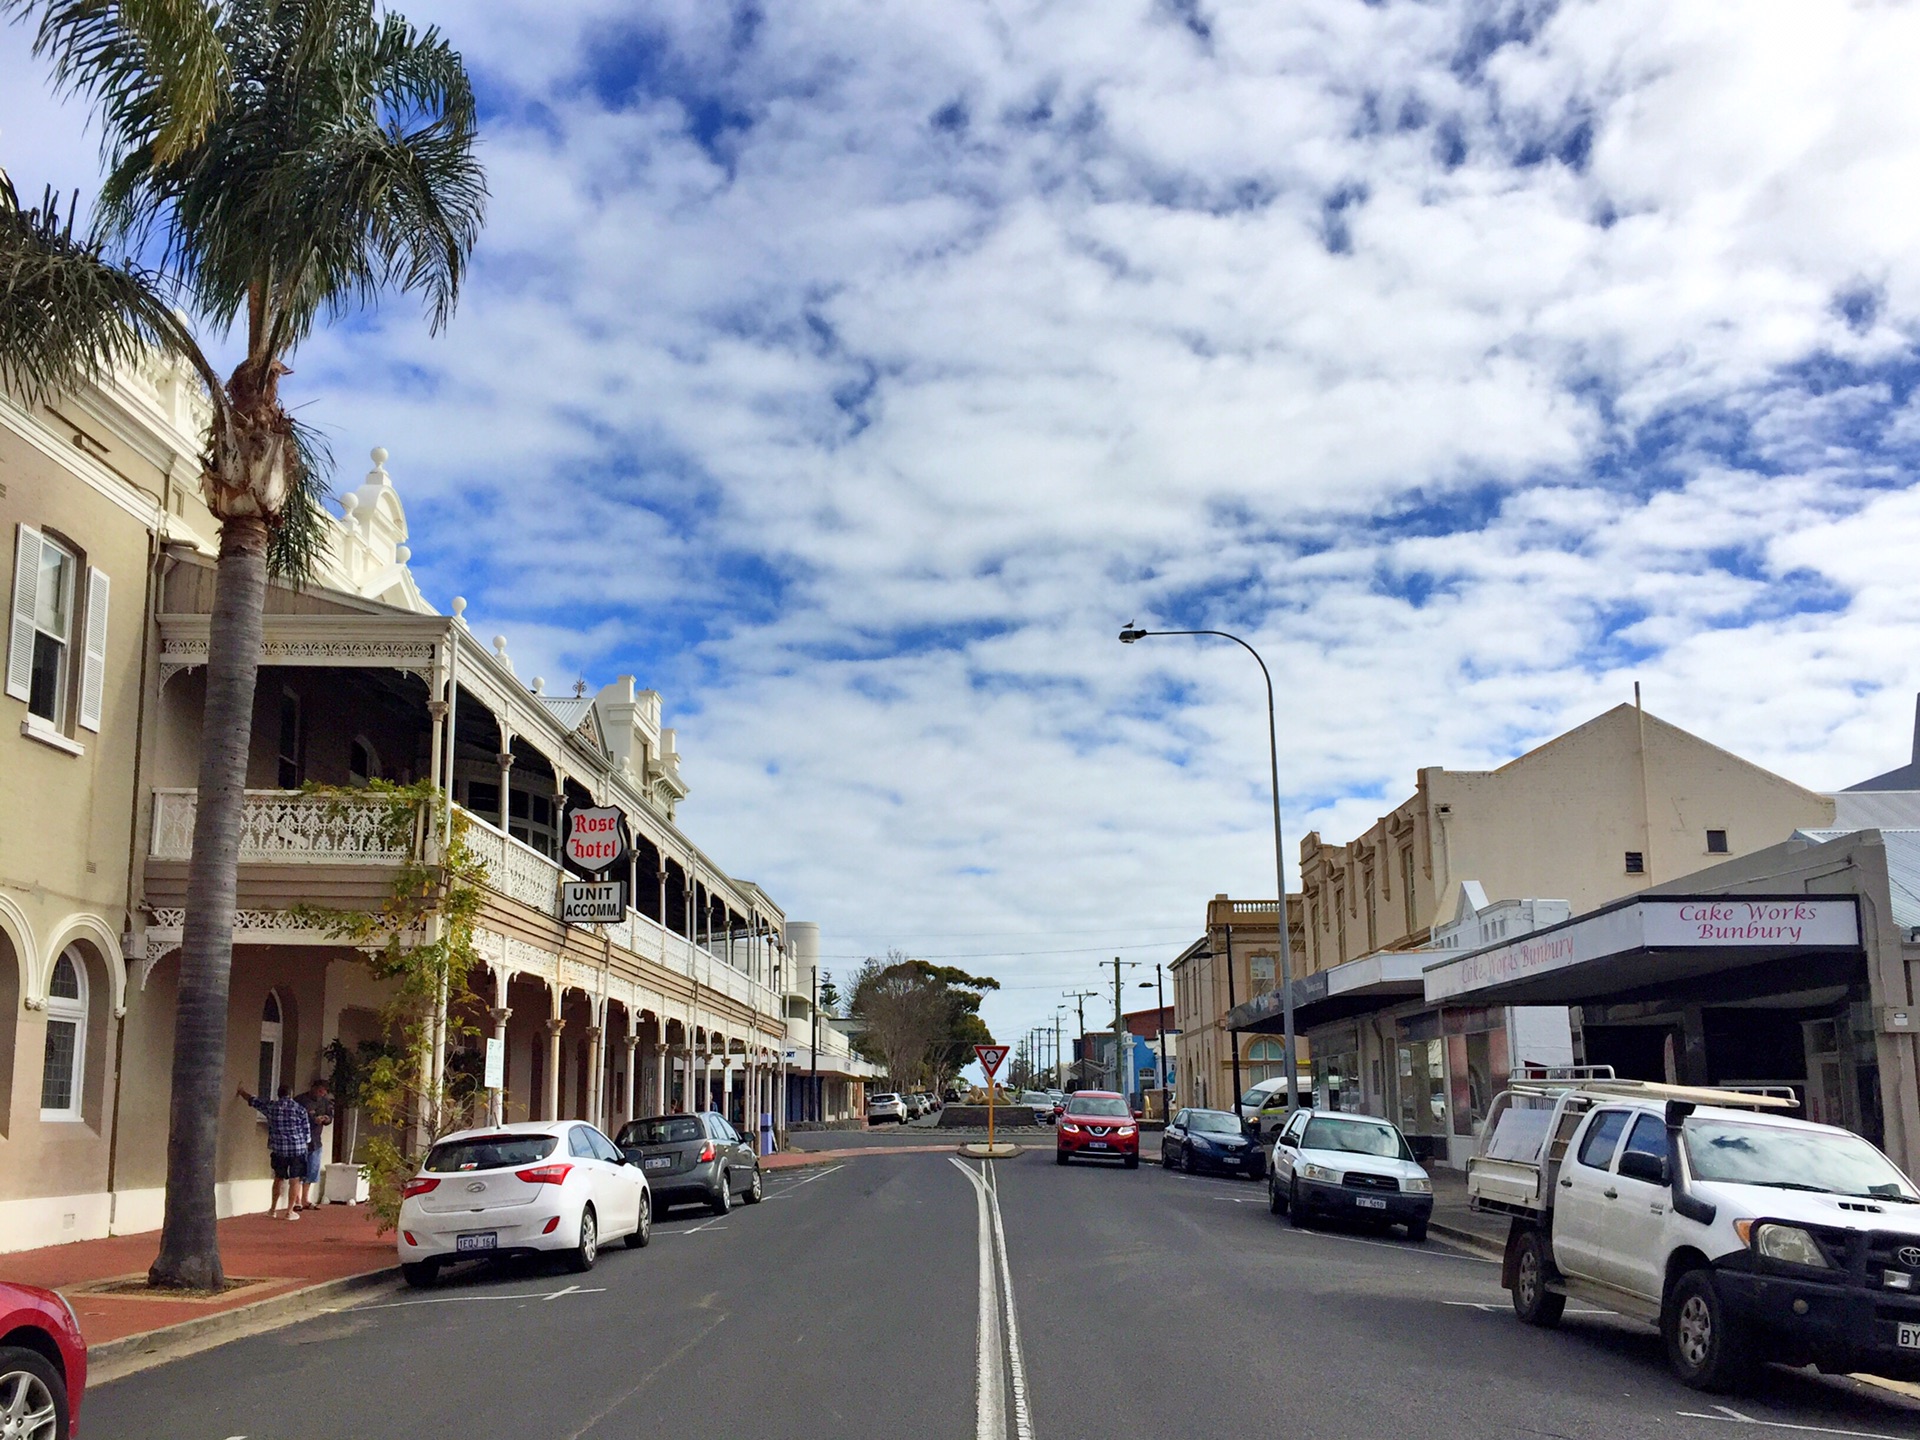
[293,779,487,1229]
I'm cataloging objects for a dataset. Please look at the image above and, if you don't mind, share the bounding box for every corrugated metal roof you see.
[1795,828,1920,932]
[1828,790,1920,830]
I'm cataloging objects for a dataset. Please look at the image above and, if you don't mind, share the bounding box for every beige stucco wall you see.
[0,407,159,1244]
[1301,704,1837,974]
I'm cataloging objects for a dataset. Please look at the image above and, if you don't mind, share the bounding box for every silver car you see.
[616,1112,763,1215]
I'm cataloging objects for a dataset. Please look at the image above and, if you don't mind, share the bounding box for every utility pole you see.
[809,964,820,1125]
[1053,1010,1065,1089]
[1064,990,1097,1090]
[1112,957,1127,1103]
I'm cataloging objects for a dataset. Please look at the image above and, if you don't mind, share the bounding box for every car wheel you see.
[1124,1153,1139,1170]
[567,1206,598,1273]
[744,1168,764,1204]
[0,1344,68,1440]
[1510,1228,1565,1328]
[1287,1178,1311,1228]
[1056,1150,1069,1166]
[1406,1219,1428,1243]
[1268,1174,1285,1215]
[625,1194,652,1249]
[1664,1269,1755,1392]
[711,1172,733,1216]
[401,1259,440,1289]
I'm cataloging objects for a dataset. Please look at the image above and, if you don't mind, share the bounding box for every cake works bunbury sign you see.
[1424,897,1861,1003]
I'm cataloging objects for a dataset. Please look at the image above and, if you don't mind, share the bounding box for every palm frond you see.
[90,0,486,350]
[6,0,230,164]
[267,413,332,580]
[0,172,220,408]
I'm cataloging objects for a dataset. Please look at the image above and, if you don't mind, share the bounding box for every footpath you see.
[2,1204,396,1376]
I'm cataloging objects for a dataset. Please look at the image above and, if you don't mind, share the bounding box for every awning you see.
[1227,951,1428,1032]
[1420,895,1863,1008]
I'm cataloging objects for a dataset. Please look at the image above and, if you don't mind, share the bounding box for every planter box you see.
[322,1163,369,1205]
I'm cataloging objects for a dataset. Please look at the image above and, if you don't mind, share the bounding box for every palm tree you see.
[1,0,484,1290]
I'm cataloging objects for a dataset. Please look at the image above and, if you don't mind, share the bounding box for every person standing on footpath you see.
[238,1083,314,1219]
[295,1080,334,1211]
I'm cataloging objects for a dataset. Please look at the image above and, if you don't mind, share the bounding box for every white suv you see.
[868,1093,908,1124]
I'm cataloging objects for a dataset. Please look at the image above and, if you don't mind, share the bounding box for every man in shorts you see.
[239,1083,313,1219]
[295,1080,334,1210]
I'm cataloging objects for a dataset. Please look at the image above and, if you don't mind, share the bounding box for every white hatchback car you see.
[397,1120,651,1287]
[868,1093,908,1124]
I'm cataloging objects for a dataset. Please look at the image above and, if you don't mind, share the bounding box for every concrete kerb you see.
[86,1265,402,1384]
[1426,1219,1506,1261]
[957,1143,1022,1159]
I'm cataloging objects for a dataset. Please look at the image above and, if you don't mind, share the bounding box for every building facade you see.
[1168,895,1308,1111]
[1296,702,1837,974]
[3,362,804,1250]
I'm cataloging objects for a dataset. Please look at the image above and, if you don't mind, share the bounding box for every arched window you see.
[259,991,284,1098]
[40,949,88,1120]
[1244,1038,1288,1085]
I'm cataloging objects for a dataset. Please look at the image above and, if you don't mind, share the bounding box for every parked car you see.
[1019,1090,1055,1124]
[1470,1079,1920,1391]
[1056,1091,1140,1167]
[0,1280,86,1440]
[617,1112,763,1216]
[1237,1077,1288,1125]
[868,1093,908,1124]
[397,1121,651,1287]
[1161,1108,1264,1178]
[1268,1108,1432,1240]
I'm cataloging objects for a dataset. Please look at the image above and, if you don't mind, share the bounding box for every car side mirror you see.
[1617,1151,1669,1186]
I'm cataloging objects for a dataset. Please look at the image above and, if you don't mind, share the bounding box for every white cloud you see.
[9,1,1920,1042]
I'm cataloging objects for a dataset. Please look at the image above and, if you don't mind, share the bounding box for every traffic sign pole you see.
[974,1044,1009,1151]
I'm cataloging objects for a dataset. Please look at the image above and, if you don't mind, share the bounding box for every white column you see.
[622,1034,640,1128]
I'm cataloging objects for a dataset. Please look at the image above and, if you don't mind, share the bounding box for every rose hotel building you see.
[0,355,871,1252]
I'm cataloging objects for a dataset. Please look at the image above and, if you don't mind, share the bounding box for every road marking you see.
[1674,1410,1918,1439]
[358,1285,607,1311]
[983,1161,1034,1440]
[950,1157,1006,1440]
[772,1164,845,1189]
[1440,1300,1612,1317]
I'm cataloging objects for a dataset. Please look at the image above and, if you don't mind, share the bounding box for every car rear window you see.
[1067,1097,1129,1117]
[620,1117,704,1146]
[424,1134,557,1172]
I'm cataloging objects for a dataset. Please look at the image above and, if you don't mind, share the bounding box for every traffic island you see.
[957,1142,1021,1159]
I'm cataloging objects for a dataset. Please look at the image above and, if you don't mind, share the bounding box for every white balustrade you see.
[149,789,412,863]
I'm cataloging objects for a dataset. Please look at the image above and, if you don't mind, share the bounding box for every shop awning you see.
[1227,951,1428,1032]
[1420,895,1863,1008]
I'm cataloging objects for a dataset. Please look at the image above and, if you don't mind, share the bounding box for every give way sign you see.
[974,1044,1010,1078]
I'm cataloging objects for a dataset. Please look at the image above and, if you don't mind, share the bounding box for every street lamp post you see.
[1139,966,1167,1117]
[1120,623,1298,1111]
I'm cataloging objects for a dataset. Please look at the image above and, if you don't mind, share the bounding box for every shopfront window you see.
[1399,1037,1446,1136]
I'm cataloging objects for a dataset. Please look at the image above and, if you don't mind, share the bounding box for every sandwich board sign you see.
[975,1044,1009,1078]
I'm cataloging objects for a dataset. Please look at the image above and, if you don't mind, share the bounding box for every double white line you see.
[950,1158,1034,1440]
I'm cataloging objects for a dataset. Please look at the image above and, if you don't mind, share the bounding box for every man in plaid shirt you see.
[238,1084,315,1220]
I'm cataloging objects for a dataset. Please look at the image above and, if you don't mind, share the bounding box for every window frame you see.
[1624,851,1646,875]
[39,949,88,1121]
[1705,829,1729,855]
[1577,1108,1631,1170]
[257,990,285,1114]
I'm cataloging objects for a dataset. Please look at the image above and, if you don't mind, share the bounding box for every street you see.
[86,1147,1920,1440]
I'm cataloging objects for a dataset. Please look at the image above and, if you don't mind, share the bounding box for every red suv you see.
[0,1280,87,1438]
[1055,1091,1140,1168]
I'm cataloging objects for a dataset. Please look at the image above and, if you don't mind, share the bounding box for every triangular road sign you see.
[975,1044,1010,1078]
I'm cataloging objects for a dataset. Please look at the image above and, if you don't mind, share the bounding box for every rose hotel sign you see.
[1424,897,1860,1003]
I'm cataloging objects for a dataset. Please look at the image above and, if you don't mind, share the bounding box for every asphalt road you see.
[87,1148,1920,1440]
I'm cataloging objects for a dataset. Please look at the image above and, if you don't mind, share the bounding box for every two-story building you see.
[1168,895,1308,1111]
[4,360,804,1250]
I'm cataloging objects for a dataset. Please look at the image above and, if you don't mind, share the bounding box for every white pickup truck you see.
[1468,1078,1920,1391]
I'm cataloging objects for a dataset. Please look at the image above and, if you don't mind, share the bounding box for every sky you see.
[8,0,1920,1056]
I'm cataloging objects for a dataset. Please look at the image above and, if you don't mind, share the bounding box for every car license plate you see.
[1089,1141,1108,1150]
[644,1157,672,1170]
[1355,1196,1387,1210]
[456,1232,497,1252]
[1900,1322,1920,1351]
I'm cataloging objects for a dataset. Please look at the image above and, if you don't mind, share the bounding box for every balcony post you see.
[543,1016,565,1123]
[585,1021,603,1129]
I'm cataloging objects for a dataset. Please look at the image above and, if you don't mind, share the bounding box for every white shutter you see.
[79,566,110,732]
[6,523,42,703]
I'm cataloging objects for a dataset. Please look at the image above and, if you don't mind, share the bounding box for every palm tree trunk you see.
[149,513,270,1291]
